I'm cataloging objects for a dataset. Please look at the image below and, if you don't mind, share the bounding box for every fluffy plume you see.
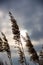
[9,12,20,41]
[9,12,28,65]
[1,32,12,65]
[21,33,39,64]
[17,46,25,65]
[0,38,3,52]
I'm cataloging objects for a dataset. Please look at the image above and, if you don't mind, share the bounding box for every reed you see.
[0,11,43,65]
[21,33,39,65]
[9,12,29,65]
[0,37,3,52]
[1,32,12,65]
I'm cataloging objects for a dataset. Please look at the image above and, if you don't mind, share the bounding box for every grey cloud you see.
[30,28,43,40]
[30,14,43,40]
[0,0,43,41]
[34,0,43,4]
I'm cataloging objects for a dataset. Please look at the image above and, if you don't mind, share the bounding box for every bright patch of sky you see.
[0,0,43,48]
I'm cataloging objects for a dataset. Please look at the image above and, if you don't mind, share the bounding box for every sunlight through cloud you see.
[20,29,28,47]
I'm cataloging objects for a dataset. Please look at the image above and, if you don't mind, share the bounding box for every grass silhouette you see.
[0,12,43,65]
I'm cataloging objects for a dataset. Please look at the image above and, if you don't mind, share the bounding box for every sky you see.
[0,0,43,45]
[0,0,43,46]
[0,0,43,65]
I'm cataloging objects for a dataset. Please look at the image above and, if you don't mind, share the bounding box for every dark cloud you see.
[0,0,9,5]
[30,28,43,40]
[35,0,43,4]
[0,0,43,41]
[30,14,43,40]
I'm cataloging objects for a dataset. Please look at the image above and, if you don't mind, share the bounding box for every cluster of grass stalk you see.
[0,12,43,65]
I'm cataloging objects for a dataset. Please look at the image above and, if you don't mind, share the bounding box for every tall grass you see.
[0,32,12,65]
[9,12,29,65]
[21,33,39,65]
[0,12,43,65]
[0,37,3,52]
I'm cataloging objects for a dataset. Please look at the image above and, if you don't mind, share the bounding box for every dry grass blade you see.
[9,12,20,41]
[0,38,3,52]
[21,33,39,64]
[9,12,29,65]
[1,32,12,65]
[18,47,25,65]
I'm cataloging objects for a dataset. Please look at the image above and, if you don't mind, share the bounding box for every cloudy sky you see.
[0,0,43,65]
[0,0,43,46]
